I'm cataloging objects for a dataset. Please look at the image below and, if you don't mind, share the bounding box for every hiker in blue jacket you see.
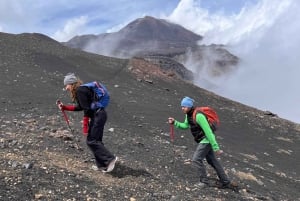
[57,73,117,173]
[168,97,232,188]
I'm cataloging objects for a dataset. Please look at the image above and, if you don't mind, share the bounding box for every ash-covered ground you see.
[0,32,299,201]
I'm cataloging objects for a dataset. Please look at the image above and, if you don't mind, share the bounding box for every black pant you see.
[87,109,114,168]
[192,143,230,184]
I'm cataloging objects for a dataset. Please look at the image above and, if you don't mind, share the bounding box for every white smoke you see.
[167,0,300,123]
[53,16,88,42]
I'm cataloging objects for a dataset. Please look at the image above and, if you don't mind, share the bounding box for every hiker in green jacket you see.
[168,97,231,188]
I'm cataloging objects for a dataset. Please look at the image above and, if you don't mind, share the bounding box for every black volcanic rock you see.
[1,32,299,201]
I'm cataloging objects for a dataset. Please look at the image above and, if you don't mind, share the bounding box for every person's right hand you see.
[56,100,75,111]
[168,117,175,124]
[56,100,64,110]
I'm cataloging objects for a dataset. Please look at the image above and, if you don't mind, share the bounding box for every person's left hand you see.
[215,150,224,155]
[82,116,89,136]
[168,117,175,124]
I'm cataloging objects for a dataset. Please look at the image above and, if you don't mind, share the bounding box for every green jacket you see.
[174,113,220,151]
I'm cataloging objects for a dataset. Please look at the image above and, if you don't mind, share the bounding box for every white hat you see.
[63,73,78,85]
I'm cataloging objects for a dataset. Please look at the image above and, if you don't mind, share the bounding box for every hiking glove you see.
[61,105,76,111]
[82,116,89,136]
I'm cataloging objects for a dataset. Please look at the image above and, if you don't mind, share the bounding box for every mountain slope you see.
[0,32,299,201]
[63,16,238,80]
[64,16,202,57]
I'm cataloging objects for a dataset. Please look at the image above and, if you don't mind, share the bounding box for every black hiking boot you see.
[219,181,239,192]
[194,182,209,189]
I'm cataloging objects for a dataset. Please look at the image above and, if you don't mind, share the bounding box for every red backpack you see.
[192,107,220,131]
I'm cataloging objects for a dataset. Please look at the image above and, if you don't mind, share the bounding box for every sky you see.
[1,0,300,123]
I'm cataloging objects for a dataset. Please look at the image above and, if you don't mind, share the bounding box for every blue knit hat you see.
[181,97,194,108]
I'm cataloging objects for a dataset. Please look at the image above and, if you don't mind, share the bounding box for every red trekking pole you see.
[170,123,175,142]
[56,100,74,133]
[56,100,82,150]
